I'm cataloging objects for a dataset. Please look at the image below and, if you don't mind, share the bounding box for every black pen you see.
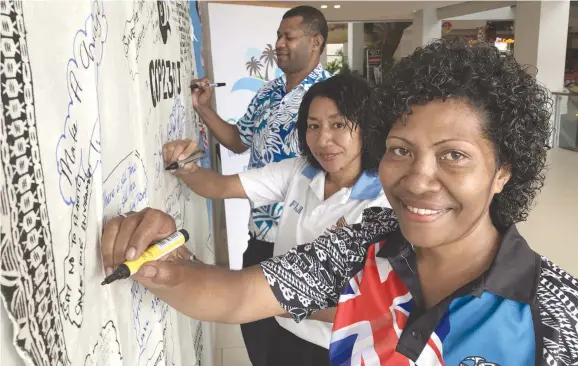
[190,82,226,90]
[165,150,207,171]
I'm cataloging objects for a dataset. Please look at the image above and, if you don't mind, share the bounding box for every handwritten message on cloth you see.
[0,1,215,365]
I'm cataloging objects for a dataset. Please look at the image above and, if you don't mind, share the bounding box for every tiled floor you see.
[214,323,251,366]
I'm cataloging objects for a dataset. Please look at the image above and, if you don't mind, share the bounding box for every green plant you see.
[326,45,351,74]
[326,59,342,74]
[340,61,351,74]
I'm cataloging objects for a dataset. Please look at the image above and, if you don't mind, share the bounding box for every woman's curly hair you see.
[376,38,553,230]
[297,73,385,173]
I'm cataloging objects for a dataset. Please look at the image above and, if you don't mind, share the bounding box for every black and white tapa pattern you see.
[0,1,70,365]
[537,257,578,366]
[261,207,399,322]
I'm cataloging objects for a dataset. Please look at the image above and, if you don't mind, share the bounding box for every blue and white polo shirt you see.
[239,156,390,348]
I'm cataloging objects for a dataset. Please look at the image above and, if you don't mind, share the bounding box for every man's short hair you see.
[283,5,328,53]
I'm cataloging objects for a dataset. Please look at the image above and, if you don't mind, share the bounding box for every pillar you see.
[514,0,570,148]
[347,22,365,73]
[514,0,569,93]
[412,8,441,49]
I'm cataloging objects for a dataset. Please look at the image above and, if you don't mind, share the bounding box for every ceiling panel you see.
[209,1,467,22]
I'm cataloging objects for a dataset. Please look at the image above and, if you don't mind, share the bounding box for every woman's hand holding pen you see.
[101,208,193,289]
[162,139,200,177]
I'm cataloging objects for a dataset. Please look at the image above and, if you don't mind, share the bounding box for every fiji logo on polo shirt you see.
[289,200,303,214]
[460,356,501,366]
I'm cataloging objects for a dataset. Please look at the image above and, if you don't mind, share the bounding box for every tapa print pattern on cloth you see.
[0,1,70,364]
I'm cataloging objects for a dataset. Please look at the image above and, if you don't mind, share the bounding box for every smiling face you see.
[379,100,511,248]
[306,96,363,175]
[275,16,320,74]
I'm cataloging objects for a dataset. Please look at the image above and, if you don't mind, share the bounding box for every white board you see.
[207,2,290,269]
[0,0,215,365]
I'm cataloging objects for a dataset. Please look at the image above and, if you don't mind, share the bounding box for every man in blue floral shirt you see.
[189,5,331,365]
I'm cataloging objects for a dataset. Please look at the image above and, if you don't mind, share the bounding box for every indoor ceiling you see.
[212,1,468,22]
[298,1,466,22]
[211,1,578,28]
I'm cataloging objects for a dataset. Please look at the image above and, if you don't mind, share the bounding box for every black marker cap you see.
[101,264,130,285]
[179,229,190,242]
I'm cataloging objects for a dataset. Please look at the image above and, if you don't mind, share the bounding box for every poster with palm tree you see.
[245,56,264,78]
[233,43,282,94]
[260,44,276,81]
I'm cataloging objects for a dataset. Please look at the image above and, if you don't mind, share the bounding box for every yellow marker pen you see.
[101,229,190,285]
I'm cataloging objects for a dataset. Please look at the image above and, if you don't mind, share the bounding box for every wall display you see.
[0,1,215,365]
[207,2,289,269]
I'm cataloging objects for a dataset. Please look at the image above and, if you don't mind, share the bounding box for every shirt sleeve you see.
[260,207,398,322]
[238,158,302,208]
[236,93,261,148]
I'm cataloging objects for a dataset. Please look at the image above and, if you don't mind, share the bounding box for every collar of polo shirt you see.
[374,225,540,361]
[280,63,327,93]
[301,165,383,201]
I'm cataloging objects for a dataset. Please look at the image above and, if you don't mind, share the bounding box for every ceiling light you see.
[321,5,327,9]
[334,5,341,9]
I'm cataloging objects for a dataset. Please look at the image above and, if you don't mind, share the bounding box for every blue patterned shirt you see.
[236,63,331,242]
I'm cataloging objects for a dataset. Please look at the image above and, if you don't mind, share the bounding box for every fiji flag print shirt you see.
[260,207,578,366]
[236,63,331,243]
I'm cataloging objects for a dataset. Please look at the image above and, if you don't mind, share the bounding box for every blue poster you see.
[189,0,214,247]
[190,0,204,79]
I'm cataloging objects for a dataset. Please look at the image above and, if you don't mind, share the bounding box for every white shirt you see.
[238,157,390,348]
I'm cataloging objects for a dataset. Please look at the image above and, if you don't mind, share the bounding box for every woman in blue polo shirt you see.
[101,39,578,365]
[162,74,390,365]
